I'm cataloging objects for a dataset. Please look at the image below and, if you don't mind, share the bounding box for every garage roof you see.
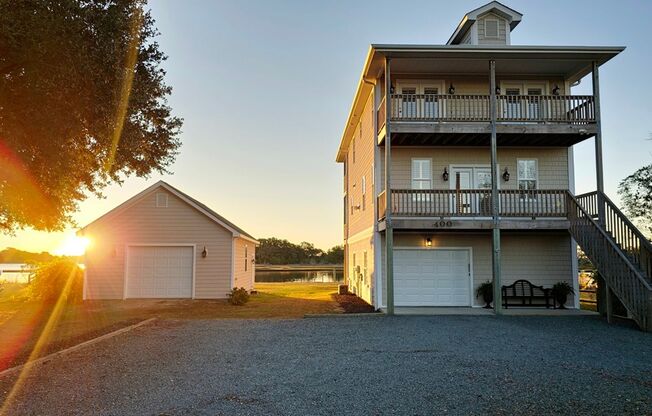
[79,181,258,244]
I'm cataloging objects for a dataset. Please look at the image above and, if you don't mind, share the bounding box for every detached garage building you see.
[80,181,257,299]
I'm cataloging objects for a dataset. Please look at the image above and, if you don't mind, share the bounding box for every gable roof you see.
[79,181,258,243]
[448,1,523,45]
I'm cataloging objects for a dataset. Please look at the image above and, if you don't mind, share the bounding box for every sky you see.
[1,0,651,254]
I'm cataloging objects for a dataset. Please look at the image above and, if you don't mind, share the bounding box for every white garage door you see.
[395,249,471,306]
[126,246,194,298]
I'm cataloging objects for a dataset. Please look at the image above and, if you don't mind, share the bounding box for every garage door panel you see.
[126,246,193,298]
[395,249,471,307]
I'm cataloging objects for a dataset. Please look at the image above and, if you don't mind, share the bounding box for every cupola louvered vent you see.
[485,19,499,38]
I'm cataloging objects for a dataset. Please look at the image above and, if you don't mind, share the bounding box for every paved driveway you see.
[0,315,650,415]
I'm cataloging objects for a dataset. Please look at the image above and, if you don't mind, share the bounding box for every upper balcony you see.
[377,93,597,147]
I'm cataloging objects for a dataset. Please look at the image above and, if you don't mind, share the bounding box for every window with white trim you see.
[244,245,248,271]
[411,159,432,189]
[517,159,538,191]
[484,18,499,38]
[361,176,366,211]
[156,193,168,208]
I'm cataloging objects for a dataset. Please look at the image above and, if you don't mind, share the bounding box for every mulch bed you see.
[332,294,377,314]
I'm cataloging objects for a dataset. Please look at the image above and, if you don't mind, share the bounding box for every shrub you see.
[28,259,84,304]
[228,287,250,306]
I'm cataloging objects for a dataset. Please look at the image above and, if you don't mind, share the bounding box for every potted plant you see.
[476,281,493,308]
[552,282,574,309]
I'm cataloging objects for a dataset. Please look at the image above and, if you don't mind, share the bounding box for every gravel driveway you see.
[0,315,650,415]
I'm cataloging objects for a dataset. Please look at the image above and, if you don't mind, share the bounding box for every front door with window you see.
[450,166,493,216]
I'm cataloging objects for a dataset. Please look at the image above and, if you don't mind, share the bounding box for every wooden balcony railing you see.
[377,96,386,132]
[377,190,386,220]
[384,94,595,124]
[377,189,568,219]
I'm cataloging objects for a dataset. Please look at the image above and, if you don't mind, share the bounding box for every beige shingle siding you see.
[383,147,569,190]
[381,232,573,307]
[344,91,376,294]
[477,13,507,45]
[346,92,377,237]
[84,188,234,299]
[233,237,255,291]
[347,236,375,305]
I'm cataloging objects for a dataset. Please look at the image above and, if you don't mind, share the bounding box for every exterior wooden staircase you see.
[569,191,652,331]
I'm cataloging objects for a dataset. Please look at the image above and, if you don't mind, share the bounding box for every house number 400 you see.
[433,221,453,227]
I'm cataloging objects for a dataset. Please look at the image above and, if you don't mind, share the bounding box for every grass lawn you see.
[0,282,340,372]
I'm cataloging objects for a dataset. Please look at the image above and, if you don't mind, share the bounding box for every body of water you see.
[256,269,344,283]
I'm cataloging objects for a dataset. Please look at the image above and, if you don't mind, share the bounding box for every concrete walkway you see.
[389,307,598,316]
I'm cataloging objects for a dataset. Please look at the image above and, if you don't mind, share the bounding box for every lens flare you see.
[52,233,90,256]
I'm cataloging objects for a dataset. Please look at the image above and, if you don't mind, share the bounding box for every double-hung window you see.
[411,159,432,202]
[518,159,538,199]
[361,176,367,211]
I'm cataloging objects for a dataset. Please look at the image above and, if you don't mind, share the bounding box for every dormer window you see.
[485,18,499,38]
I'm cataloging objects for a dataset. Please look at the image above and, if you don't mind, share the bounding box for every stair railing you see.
[576,191,652,284]
[567,191,651,331]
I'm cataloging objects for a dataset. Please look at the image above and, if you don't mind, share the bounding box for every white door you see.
[450,167,494,216]
[126,246,193,298]
[394,249,471,306]
[398,84,419,119]
[451,168,473,215]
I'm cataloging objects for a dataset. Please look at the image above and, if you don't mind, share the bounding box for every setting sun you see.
[52,233,90,256]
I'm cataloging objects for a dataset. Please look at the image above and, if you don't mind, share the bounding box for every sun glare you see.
[53,233,90,256]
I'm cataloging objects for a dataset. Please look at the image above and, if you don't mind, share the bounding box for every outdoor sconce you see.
[442,167,449,181]
[425,237,433,247]
[390,84,395,94]
[552,85,560,96]
[495,87,501,95]
[202,246,208,258]
[448,83,456,95]
[502,168,511,182]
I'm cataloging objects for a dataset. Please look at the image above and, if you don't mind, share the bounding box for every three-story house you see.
[336,2,652,330]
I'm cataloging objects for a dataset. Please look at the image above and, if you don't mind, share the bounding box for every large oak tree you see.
[0,0,182,233]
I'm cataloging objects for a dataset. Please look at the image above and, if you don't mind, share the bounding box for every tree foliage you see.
[618,163,652,235]
[0,0,182,233]
[255,238,344,265]
[0,247,58,264]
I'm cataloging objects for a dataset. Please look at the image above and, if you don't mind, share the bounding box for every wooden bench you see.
[502,279,552,308]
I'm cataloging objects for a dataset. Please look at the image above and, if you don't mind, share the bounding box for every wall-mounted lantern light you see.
[448,84,456,95]
[443,167,449,182]
[502,168,510,182]
[425,237,433,247]
[390,84,395,94]
[552,85,560,96]
[495,87,501,95]
[202,246,208,258]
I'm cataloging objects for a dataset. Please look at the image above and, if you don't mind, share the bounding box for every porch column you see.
[489,60,502,314]
[592,62,606,224]
[592,62,612,323]
[384,57,394,315]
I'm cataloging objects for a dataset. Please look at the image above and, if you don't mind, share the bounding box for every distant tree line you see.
[255,238,343,265]
[0,247,58,264]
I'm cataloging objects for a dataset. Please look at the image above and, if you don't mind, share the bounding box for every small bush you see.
[228,287,250,306]
[28,259,84,304]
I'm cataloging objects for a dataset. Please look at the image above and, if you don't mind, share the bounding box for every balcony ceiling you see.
[369,45,625,83]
